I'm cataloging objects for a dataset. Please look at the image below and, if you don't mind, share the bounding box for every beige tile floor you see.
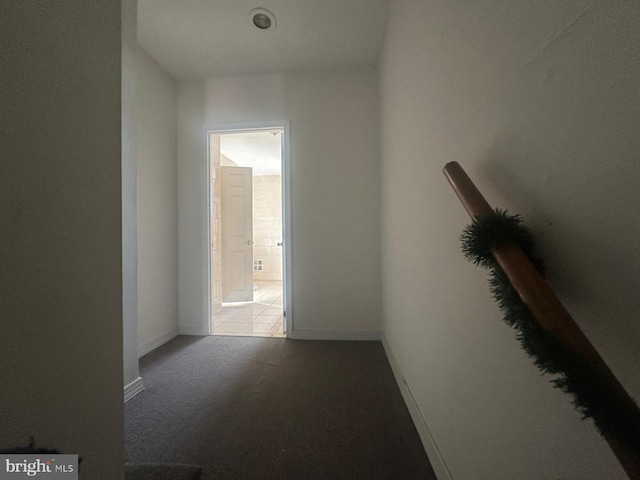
[211,280,284,338]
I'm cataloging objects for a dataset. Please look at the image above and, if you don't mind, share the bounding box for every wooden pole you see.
[443,161,640,479]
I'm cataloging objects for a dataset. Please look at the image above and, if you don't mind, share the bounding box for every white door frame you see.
[204,120,293,337]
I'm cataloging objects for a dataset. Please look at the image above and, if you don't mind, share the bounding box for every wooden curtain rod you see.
[443,161,640,479]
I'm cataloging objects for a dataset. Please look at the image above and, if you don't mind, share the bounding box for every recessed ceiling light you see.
[253,13,271,29]
[249,8,276,30]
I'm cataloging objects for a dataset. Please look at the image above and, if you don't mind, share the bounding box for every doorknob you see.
[247,240,254,245]
[277,242,283,247]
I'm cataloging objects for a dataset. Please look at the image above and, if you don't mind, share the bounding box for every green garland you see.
[461,210,640,452]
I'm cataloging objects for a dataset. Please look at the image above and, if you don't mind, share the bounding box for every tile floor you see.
[211,280,284,338]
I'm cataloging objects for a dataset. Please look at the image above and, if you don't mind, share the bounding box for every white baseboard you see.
[289,329,381,341]
[138,327,179,357]
[179,325,210,336]
[381,333,453,480]
[124,376,144,403]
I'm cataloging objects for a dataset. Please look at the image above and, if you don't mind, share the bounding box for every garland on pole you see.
[461,209,640,452]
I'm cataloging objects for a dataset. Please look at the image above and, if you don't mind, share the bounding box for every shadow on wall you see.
[474,138,640,396]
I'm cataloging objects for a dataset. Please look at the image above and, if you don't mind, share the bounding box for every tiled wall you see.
[252,175,282,281]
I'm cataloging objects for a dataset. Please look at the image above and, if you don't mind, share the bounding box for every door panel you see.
[221,166,253,302]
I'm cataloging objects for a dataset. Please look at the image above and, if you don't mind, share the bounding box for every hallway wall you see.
[122,0,140,391]
[0,1,124,478]
[380,1,640,479]
[176,80,207,334]
[136,46,179,356]
[177,68,382,338]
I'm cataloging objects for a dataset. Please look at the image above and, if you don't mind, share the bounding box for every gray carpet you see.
[125,335,436,479]
[124,463,203,480]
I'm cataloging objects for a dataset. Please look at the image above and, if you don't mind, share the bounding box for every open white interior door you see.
[221,166,253,303]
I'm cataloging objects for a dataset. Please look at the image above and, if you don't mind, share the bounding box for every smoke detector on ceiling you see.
[249,8,277,30]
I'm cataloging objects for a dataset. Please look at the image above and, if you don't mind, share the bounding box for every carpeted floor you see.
[125,335,436,479]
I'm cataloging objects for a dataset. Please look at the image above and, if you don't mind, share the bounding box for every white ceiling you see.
[137,0,391,80]
[219,130,282,175]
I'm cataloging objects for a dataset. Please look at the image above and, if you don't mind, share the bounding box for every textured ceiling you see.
[137,0,391,80]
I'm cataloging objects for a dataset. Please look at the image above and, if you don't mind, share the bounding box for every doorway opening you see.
[207,125,289,338]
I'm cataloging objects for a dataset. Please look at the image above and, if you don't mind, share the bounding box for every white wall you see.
[177,69,382,338]
[122,0,141,396]
[380,1,640,479]
[136,47,179,355]
[0,2,124,479]
[177,81,207,335]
